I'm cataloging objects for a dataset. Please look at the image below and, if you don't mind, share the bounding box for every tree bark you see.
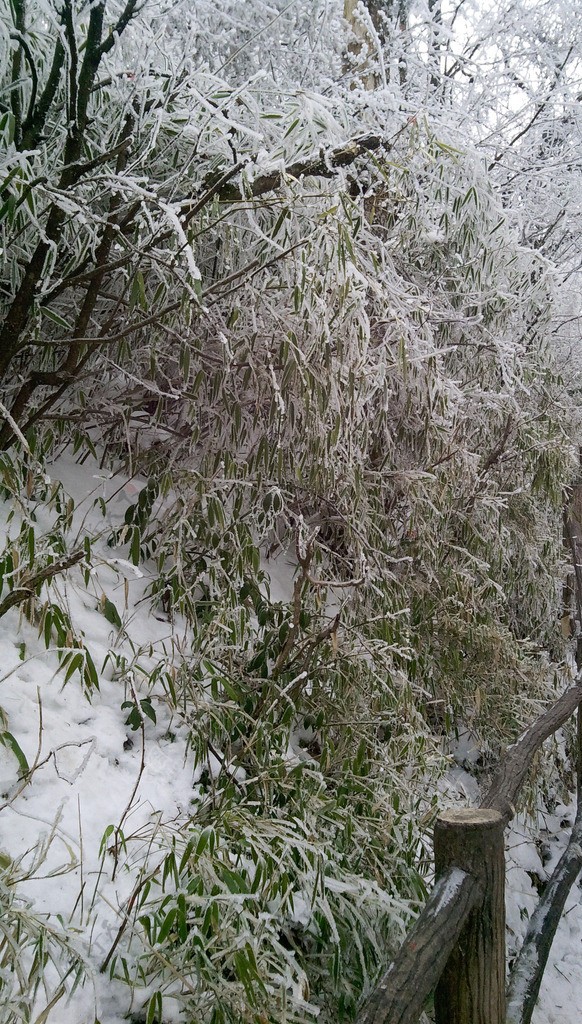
[481,680,582,822]
[434,808,506,1024]
[355,865,481,1024]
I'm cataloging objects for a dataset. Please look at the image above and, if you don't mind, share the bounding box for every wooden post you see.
[434,808,506,1024]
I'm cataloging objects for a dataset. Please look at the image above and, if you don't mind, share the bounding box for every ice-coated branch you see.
[22,35,64,150]
[214,130,386,202]
[98,0,143,56]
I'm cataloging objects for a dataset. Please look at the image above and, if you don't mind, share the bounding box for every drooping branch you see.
[41,126,406,308]
[0,98,404,435]
[193,130,390,206]
[0,549,85,619]
[480,679,582,822]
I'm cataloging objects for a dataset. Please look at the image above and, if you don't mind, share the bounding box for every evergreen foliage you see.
[0,0,581,1020]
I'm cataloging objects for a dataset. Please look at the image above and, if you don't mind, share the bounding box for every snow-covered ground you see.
[0,454,198,1022]
[1,454,581,1022]
[507,810,582,1024]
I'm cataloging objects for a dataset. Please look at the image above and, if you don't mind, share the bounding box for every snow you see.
[3,454,582,1023]
[0,454,196,1022]
[506,809,582,1024]
[427,867,470,917]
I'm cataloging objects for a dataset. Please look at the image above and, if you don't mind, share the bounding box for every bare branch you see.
[481,679,582,822]
[98,0,143,56]
[9,32,38,134]
[216,131,386,202]
[22,36,65,149]
[488,46,574,169]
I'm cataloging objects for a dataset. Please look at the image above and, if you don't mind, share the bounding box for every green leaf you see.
[0,851,12,871]
[178,838,195,872]
[434,139,463,155]
[130,525,141,566]
[195,829,211,859]
[39,306,73,330]
[99,824,115,857]
[284,117,300,138]
[0,732,29,778]
[43,607,53,648]
[63,651,84,685]
[220,866,244,894]
[0,194,16,226]
[102,598,122,628]
[83,650,99,691]
[0,112,16,144]
[27,526,35,568]
[156,908,177,944]
[176,893,188,942]
[124,705,142,731]
[130,270,147,311]
[140,698,156,725]
[220,677,242,703]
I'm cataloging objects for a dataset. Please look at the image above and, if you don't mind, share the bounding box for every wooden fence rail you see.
[356,678,582,1024]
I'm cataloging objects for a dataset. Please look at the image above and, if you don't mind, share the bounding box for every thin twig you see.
[111,674,146,881]
[9,31,38,130]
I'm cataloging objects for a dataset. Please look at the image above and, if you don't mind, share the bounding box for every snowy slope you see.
[0,454,581,1023]
[0,455,197,1023]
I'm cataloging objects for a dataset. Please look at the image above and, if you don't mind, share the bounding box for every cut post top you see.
[437,808,504,828]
